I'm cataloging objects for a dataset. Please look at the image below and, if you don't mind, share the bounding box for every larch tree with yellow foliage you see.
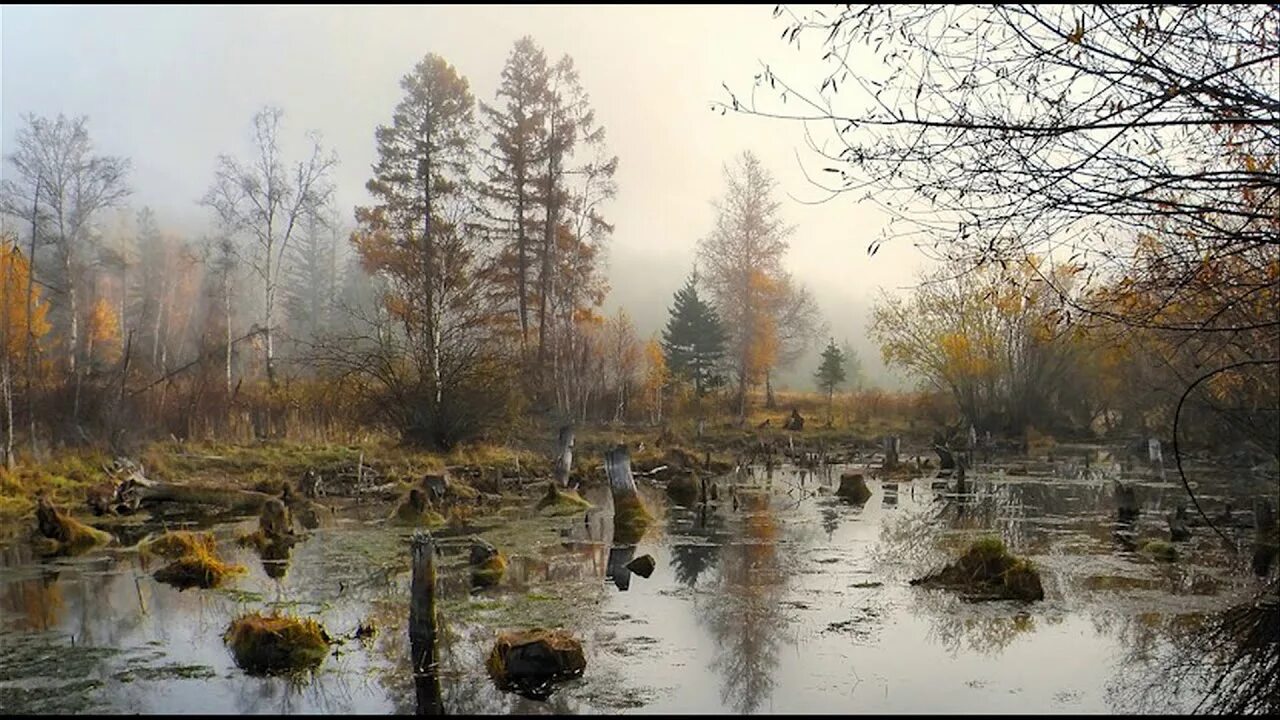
[0,240,51,466]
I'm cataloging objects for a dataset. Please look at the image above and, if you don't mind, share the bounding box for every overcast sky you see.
[1,4,931,389]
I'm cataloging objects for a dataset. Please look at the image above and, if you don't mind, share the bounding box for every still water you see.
[0,453,1271,713]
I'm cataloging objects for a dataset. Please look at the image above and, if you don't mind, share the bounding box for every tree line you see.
[0,36,836,455]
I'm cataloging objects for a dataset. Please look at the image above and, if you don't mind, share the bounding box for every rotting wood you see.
[554,424,574,488]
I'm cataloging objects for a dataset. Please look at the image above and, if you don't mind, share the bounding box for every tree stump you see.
[554,425,574,488]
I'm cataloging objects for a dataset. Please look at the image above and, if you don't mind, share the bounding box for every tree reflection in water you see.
[1106,579,1279,715]
[668,503,725,589]
[696,506,797,714]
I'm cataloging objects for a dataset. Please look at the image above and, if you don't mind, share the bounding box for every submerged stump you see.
[486,628,586,701]
[470,538,507,589]
[536,482,592,515]
[836,473,872,504]
[34,497,114,555]
[392,487,446,527]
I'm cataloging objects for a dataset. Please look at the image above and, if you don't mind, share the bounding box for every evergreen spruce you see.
[661,271,726,398]
[814,338,847,424]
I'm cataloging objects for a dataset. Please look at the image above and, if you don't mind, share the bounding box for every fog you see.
[1,4,932,389]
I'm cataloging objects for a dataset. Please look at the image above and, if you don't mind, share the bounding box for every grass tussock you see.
[153,544,246,590]
[223,612,332,675]
[140,530,217,560]
[33,497,113,555]
[535,482,592,515]
[911,536,1045,602]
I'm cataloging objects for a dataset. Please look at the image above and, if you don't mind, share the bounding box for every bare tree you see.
[698,150,794,422]
[0,114,131,427]
[202,106,337,388]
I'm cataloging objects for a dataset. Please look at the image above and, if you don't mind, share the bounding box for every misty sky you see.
[1,4,932,389]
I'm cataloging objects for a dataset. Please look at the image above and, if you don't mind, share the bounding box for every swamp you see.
[1,3,1277,715]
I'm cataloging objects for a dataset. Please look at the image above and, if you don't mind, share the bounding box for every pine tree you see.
[661,271,726,398]
[814,338,846,424]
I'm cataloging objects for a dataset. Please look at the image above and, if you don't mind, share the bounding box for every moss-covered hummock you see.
[33,497,113,555]
[911,536,1045,601]
[139,531,217,560]
[223,612,332,675]
[535,482,592,515]
[613,496,653,545]
[153,544,246,590]
[472,552,508,588]
[391,487,447,527]
[1139,538,1179,563]
[486,628,586,700]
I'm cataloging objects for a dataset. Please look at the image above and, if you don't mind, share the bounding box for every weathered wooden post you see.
[554,424,574,488]
[409,531,444,715]
[883,436,900,471]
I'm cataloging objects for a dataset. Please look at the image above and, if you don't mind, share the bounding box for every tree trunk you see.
[765,370,776,409]
[409,531,443,712]
[605,445,639,505]
[554,424,574,488]
[25,189,39,456]
[883,436,900,470]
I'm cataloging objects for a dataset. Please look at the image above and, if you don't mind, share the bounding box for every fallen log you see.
[137,483,279,514]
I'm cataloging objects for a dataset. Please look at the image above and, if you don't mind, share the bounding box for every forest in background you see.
[0,9,1274,481]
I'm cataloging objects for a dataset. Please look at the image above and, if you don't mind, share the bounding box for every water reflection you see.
[696,506,796,713]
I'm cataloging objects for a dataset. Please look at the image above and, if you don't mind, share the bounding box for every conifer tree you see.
[661,271,726,398]
[814,338,846,424]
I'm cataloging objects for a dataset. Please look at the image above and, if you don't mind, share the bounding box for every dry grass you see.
[140,530,217,559]
[153,543,246,590]
[33,497,114,555]
[224,612,331,675]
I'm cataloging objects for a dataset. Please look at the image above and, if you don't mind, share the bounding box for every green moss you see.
[912,536,1045,601]
[223,612,332,675]
[1139,539,1179,563]
[613,496,653,545]
[535,482,592,515]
